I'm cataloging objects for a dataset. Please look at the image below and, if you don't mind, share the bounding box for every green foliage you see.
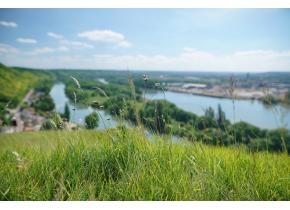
[0,64,52,108]
[232,121,266,144]
[41,119,57,130]
[261,95,279,105]
[140,101,170,133]
[42,113,64,130]
[217,104,226,128]
[0,129,289,200]
[0,105,12,127]
[33,95,55,112]
[34,80,54,94]
[104,96,127,116]
[85,112,99,129]
[63,103,70,121]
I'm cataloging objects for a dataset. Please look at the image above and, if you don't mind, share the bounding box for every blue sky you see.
[0,9,290,71]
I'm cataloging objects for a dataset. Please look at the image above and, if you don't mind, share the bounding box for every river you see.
[146,91,290,130]
[49,83,118,129]
[50,83,290,130]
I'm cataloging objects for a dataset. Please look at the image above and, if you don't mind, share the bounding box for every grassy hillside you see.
[0,63,52,108]
[0,128,289,200]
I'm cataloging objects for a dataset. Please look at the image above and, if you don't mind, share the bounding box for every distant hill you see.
[0,63,52,108]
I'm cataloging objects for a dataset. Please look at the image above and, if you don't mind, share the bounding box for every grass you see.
[0,128,289,201]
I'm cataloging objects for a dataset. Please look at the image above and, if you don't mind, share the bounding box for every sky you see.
[0,9,290,72]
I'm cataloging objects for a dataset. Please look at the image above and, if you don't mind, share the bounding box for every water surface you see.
[50,83,117,129]
[146,91,290,130]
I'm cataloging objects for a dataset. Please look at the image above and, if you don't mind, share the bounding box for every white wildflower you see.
[12,151,22,162]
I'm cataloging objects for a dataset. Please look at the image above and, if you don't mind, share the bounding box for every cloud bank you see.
[0,44,289,72]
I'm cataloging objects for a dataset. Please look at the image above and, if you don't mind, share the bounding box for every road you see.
[7,89,34,132]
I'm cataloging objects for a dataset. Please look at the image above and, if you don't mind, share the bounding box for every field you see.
[0,128,289,201]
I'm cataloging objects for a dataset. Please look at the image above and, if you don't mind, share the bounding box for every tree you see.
[217,104,226,128]
[205,107,215,120]
[204,106,216,128]
[33,95,55,112]
[85,112,99,129]
[63,103,70,121]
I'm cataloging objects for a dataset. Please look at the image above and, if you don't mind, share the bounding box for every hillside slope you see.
[0,63,52,108]
[0,129,289,200]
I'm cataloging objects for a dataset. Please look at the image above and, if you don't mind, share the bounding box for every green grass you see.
[0,128,289,201]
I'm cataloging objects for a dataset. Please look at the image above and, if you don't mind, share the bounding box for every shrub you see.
[85,112,99,129]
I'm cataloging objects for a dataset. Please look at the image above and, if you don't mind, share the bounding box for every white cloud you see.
[78,30,124,42]
[47,32,63,39]
[0,21,17,28]
[47,32,93,49]
[78,29,132,48]
[17,38,37,44]
[60,40,94,49]
[117,41,132,48]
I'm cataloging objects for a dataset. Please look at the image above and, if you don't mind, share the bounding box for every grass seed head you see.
[70,76,81,89]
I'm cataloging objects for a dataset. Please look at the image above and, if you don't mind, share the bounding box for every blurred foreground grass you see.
[0,129,289,200]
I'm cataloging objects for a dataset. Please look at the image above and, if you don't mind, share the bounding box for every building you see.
[182,83,207,89]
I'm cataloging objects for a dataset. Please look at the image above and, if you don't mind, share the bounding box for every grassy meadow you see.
[0,128,289,201]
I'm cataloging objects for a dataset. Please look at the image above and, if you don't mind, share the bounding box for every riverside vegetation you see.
[0,64,289,200]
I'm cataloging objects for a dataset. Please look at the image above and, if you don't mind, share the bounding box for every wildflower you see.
[12,151,22,162]
[70,76,81,88]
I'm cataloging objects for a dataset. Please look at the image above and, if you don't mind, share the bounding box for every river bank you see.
[166,86,289,102]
